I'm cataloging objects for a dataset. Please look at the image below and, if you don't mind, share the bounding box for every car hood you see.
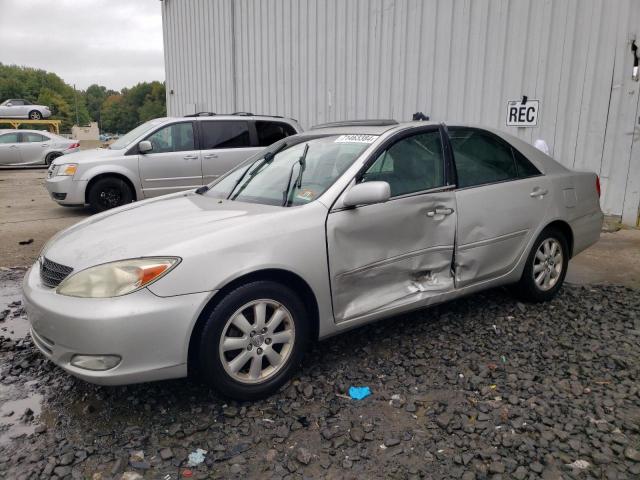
[51,147,121,166]
[42,193,289,270]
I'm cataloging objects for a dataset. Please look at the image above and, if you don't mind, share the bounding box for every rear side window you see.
[513,149,541,177]
[449,128,518,188]
[22,133,48,142]
[0,133,19,143]
[255,121,296,146]
[201,121,251,149]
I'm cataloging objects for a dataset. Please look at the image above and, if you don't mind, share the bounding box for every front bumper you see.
[22,264,212,385]
[45,173,87,206]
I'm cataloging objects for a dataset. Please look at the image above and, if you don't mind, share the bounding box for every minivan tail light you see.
[596,176,601,198]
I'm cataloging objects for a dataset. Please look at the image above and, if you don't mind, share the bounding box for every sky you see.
[0,0,164,91]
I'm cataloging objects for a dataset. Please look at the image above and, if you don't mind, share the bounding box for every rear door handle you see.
[41,144,49,147]
[203,153,218,159]
[183,154,198,160]
[530,187,548,198]
[426,207,454,217]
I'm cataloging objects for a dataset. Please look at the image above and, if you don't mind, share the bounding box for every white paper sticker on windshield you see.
[334,134,379,144]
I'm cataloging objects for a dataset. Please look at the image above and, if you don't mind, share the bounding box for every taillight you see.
[68,143,80,149]
[596,176,601,198]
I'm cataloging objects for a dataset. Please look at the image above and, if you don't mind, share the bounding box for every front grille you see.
[40,257,73,288]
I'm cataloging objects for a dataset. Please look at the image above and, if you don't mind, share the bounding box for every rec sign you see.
[506,100,539,127]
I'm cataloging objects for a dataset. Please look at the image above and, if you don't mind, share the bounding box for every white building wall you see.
[162,0,640,225]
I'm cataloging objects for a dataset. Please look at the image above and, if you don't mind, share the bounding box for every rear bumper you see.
[570,209,604,257]
[22,264,212,385]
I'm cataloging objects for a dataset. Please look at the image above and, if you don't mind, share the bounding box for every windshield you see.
[206,135,375,206]
[109,118,167,150]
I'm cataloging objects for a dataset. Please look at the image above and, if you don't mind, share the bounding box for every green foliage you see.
[0,63,166,134]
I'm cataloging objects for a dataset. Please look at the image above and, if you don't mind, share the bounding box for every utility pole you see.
[73,84,79,126]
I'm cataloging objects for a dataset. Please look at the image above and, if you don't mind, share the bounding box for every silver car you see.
[45,114,301,212]
[23,121,603,400]
[0,129,80,166]
[0,99,51,119]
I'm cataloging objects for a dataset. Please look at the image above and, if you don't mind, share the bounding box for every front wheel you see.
[198,281,310,400]
[28,110,42,120]
[87,176,134,213]
[513,227,569,302]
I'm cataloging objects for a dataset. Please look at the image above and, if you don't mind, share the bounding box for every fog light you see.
[70,354,121,371]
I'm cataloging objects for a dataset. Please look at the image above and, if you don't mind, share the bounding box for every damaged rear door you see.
[327,126,457,322]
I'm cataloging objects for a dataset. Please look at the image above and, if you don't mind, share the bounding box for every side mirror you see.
[343,181,391,208]
[138,140,153,153]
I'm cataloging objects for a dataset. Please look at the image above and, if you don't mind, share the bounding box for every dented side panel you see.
[327,191,457,322]
[454,176,552,286]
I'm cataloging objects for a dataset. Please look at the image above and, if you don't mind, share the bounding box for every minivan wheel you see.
[513,226,569,302]
[28,110,42,120]
[198,281,310,400]
[87,176,134,213]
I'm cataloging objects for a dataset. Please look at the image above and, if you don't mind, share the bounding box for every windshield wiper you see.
[227,143,287,200]
[282,143,309,207]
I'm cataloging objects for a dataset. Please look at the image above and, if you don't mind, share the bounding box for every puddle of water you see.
[0,384,44,446]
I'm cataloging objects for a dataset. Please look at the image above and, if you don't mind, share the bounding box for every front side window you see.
[201,121,251,149]
[449,128,518,188]
[10,100,24,106]
[146,122,195,153]
[0,133,19,143]
[255,121,297,146]
[22,132,47,142]
[109,118,167,150]
[206,135,371,206]
[361,130,445,197]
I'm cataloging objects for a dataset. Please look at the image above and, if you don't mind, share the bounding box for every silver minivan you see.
[46,113,301,212]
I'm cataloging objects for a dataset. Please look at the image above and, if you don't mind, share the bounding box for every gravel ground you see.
[0,267,639,479]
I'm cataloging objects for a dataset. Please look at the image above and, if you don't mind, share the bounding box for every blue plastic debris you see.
[187,448,207,467]
[348,386,371,400]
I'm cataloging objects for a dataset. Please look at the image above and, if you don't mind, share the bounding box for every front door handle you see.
[426,207,454,217]
[183,154,198,160]
[530,187,548,198]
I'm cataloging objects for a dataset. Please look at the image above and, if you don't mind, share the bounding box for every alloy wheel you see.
[533,238,563,291]
[219,299,295,384]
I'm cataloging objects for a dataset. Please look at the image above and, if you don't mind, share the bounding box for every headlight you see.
[56,257,180,298]
[57,164,78,176]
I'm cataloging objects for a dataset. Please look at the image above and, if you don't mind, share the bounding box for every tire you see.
[87,176,134,213]
[28,110,42,120]
[512,226,569,302]
[197,280,310,400]
[45,152,61,166]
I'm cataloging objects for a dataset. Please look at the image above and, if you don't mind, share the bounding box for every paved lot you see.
[0,169,89,268]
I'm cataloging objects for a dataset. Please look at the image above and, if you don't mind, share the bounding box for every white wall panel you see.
[163,0,640,223]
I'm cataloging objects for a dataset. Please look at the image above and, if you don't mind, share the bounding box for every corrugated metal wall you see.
[162,0,640,224]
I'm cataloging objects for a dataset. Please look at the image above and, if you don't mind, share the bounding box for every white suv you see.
[46,113,302,212]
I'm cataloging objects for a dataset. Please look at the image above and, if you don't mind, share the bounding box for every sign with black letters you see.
[506,100,539,127]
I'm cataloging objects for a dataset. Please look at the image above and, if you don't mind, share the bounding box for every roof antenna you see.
[521,95,528,104]
[412,112,430,121]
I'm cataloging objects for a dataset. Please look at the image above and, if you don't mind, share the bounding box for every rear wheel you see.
[45,152,61,166]
[87,176,134,213]
[197,281,310,400]
[513,227,569,302]
[28,110,42,120]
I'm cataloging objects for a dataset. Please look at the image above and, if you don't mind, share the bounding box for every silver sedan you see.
[0,130,79,166]
[23,121,603,400]
[0,99,51,119]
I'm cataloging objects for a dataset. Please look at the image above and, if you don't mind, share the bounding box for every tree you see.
[0,63,166,134]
